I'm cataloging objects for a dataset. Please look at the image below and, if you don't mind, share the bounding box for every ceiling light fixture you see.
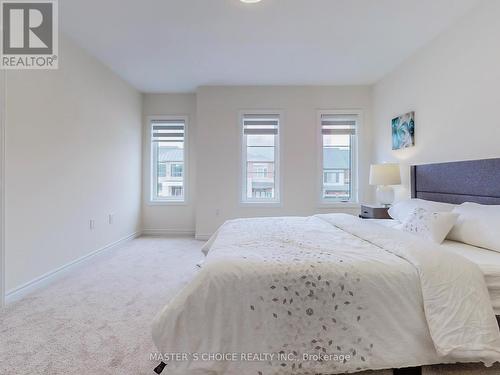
[240,0,262,3]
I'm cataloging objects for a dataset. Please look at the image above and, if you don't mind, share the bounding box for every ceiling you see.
[60,0,482,93]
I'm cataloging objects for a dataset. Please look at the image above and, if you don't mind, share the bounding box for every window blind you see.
[151,119,185,142]
[243,114,279,135]
[321,114,357,135]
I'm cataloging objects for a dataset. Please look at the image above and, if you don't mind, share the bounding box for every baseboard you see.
[5,231,140,304]
[142,229,195,237]
[195,233,212,241]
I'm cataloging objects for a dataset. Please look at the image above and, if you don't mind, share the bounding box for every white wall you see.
[4,35,142,292]
[142,94,197,234]
[195,86,373,238]
[372,1,500,200]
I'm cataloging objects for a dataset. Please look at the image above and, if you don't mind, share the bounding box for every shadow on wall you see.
[394,161,411,202]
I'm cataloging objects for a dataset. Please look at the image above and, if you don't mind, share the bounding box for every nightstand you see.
[359,204,391,219]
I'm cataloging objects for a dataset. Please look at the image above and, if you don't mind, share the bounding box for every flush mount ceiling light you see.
[240,0,262,3]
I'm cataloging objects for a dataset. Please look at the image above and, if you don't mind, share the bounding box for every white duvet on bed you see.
[152,214,500,374]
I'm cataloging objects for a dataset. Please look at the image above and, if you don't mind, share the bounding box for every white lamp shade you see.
[369,163,401,186]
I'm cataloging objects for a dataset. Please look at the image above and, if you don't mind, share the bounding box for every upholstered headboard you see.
[410,158,500,205]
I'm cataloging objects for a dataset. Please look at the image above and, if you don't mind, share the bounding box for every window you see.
[158,163,167,178]
[254,164,269,178]
[170,186,183,197]
[241,113,280,203]
[324,171,343,185]
[171,164,183,178]
[320,112,358,203]
[150,117,186,202]
[253,188,273,198]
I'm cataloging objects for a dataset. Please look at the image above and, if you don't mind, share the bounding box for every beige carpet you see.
[0,236,498,375]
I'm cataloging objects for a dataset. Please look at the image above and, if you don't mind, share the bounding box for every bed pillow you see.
[447,202,500,252]
[401,207,459,244]
[388,198,456,222]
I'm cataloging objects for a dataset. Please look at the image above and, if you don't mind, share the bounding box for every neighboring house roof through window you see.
[159,147,184,163]
[247,147,274,162]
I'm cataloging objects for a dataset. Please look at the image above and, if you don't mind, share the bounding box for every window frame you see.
[148,115,189,205]
[317,109,360,207]
[239,110,283,207]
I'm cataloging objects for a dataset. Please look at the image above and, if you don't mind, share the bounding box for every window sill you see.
[147,200,188,206]
[239,201,282,208]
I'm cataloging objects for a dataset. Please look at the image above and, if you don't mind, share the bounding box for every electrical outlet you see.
[89,219,95,230]
[108,213,114,224]
[215,208,220,217]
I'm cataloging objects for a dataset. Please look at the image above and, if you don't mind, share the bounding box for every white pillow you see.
[388,198,456,222]
[447,202,500,252]
[401,207,459,244]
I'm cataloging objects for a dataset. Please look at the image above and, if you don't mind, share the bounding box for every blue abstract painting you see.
[392,112,415,150]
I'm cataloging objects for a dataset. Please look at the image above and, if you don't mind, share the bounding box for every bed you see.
[152,158,500,375]
[373,219,500,315]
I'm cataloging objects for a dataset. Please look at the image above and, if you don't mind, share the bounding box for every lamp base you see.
[376,185,394,207]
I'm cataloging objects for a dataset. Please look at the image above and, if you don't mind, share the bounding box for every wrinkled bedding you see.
[152,214,500,374]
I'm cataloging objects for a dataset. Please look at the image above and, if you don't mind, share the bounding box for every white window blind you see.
[151,119,185,143]
[321,114,357,135]
[243,114,279,135]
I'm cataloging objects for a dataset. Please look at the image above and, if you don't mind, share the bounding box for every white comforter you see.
[152,214,500,374]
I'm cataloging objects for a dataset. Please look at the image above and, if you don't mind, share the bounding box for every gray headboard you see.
[411,158,500,205]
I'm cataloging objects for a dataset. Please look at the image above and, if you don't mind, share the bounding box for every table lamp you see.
[369,163,401,207]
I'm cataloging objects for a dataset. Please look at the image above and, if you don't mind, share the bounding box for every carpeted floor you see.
[0,236,498,375]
